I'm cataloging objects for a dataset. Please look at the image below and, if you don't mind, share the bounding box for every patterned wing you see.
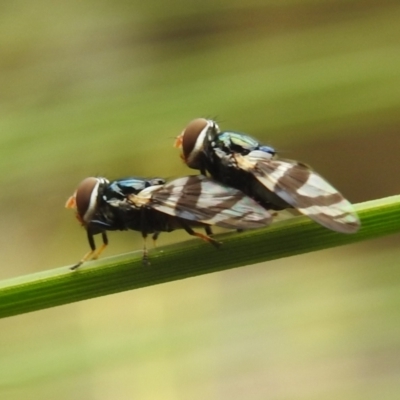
[129,175,272,230]
[236,151,360,233]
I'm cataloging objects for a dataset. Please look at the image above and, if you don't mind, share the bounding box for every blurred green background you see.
[1,1,400,399]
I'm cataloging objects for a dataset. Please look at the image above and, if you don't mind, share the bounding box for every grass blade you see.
[0,196,399,319]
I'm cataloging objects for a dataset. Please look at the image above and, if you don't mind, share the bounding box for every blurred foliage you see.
[0,1,400,399]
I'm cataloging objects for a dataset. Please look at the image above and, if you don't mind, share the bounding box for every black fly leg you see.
[140,208,151,265]
[204,226,213,236]
[180,221,221,248]
[152,231,160,249]
[71,230,109,270]
[71,230,96,270]
[91,231,108,260]
[141,232,150,265]
[71,230,109,271]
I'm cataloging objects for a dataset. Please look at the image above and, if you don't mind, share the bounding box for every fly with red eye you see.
[175,118,360,234]
[66,174,272,269]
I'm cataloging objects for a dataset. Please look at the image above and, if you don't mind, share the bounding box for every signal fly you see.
[175,118,360,233]
[66,174,272,269]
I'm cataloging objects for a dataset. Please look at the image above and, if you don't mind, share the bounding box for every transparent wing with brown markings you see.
[130,175,272,230]
[237,151,360,233]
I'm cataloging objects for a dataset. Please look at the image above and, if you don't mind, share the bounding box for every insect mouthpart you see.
[174,133,183,149]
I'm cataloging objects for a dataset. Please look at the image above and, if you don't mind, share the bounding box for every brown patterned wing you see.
[130,175,272,230]
[236,152,360,233]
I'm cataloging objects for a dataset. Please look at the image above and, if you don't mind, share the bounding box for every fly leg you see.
[204,226,213,236]
[91,231,108,260]
[140,208,151,265]
[180,222,221,248]
[141,232,150,266]
[152,231,160,249]
[71,230,108,270]
[142,232,162,264]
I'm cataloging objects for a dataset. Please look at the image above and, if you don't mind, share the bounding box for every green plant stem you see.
[0,196,399,319]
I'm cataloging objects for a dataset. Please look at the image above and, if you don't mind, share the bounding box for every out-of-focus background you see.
[1,1,400,399]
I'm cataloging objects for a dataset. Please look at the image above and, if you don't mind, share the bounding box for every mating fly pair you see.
[67,118,360,269]
[66,175,271,269]
[175,118,360,234]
